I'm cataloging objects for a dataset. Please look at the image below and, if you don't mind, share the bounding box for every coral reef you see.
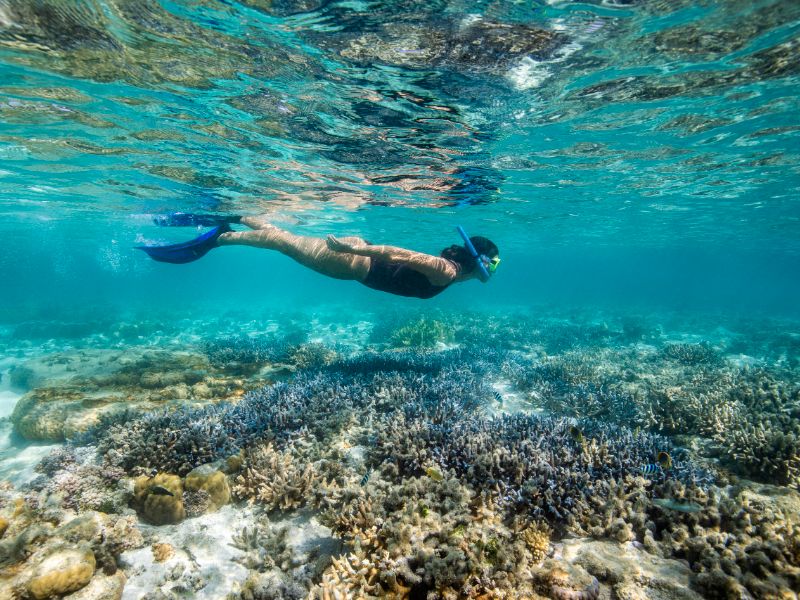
[24,543,96,599]
[184,464,231,512]
[387,316,455,348]
[132,473,185,525]
[0,484,144,597]
[4,308,799,598]
[202,334,300,373]
[151,542,174,563]
[91,349,496,476]
[505,352,639,422]
[371,409,710,530]
[10,348,251,442]
[232,442,321,512]
[506,337,800,490]
[521,521,551,564]
[650,481,800,598]
[318,473,536,598]
[31,446,130,514]
[228,511,335,600]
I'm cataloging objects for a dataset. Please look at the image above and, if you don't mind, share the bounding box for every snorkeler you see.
[137,215,499,299]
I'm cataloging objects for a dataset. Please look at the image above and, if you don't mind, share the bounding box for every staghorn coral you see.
[660,342,722,366]
[232,441,322,512]
[507,353,639,423]
[89,348,497,476]
[228,511,333,599]
[706,367,800,487]
[641,478,800,598]
[287,343,338,370]
[371,408,709,531]
[202,334,301,372]
[232,573,307,600]
[231,514,296,572]
[503,335,800,490]
[318,472,536,599]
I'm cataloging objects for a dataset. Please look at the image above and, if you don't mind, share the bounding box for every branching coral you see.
[506,353,639,423]
[202,334,300,372]
[660,342,722,366]
[318,473,535,598]
[232,441,322,512]
[388,316,455,348]
[32,447,130,514]
[649,481,800,598]
[87,348,497,476]
[371,410,708,530]
[521,521,551,564]
[231,514,296,572]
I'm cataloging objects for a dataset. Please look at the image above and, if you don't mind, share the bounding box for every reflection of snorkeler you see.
[138,215,500,299]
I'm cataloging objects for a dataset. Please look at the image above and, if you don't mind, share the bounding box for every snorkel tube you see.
[456,225,491,283]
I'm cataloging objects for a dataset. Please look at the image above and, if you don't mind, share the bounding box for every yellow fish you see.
[425,466,444,482]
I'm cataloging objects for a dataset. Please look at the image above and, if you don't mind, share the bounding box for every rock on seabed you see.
[25,544,96,599]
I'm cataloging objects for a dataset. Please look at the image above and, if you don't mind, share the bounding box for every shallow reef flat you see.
[0,307,798,599]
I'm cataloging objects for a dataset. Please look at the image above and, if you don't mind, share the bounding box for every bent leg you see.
[219,224,371,281]
[239,215,277,230]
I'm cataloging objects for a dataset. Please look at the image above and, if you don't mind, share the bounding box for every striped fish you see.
[360,469,372,486]
[493,391,503,405]
[640,463,662,475]
[641,451,672,475]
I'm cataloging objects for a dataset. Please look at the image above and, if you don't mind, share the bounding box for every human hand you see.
[326,235,354,253]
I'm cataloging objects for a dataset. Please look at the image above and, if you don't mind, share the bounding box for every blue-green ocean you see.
[0,2,799,599]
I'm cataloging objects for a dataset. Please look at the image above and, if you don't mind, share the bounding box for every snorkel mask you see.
[485,255,501,274]
[456,225,499,283]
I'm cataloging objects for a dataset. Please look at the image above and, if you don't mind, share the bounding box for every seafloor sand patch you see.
[556,538,703,599]
[119,506,337,599]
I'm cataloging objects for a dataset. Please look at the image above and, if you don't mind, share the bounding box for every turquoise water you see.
[0,0,798,318]
[1,2,800,599]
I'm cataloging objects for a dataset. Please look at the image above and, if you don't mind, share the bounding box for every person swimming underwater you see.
[138,214,500,299]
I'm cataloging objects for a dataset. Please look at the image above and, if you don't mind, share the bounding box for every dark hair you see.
[440,236,499,274]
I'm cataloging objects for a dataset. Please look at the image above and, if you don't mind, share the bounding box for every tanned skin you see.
[218,216,478,285]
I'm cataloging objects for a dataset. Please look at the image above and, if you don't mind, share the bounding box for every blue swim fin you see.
[137,224,230,264]
[153,212,241,227]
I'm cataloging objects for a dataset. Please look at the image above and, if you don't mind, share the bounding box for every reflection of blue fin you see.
[137,224,230,264]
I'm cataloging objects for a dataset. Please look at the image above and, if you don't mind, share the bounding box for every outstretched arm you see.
[327,236,457,285]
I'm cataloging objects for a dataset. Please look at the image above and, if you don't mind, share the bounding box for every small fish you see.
[425,466,444,482]
[640,463,662,475]
[360,469,372,487]
[149,485,174,497]
[569,425,585,445]
[493,391,503,406]
[148,468,159,478]
[657,451,673,470]
[652,498,702,514]
[641,451,673,475]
